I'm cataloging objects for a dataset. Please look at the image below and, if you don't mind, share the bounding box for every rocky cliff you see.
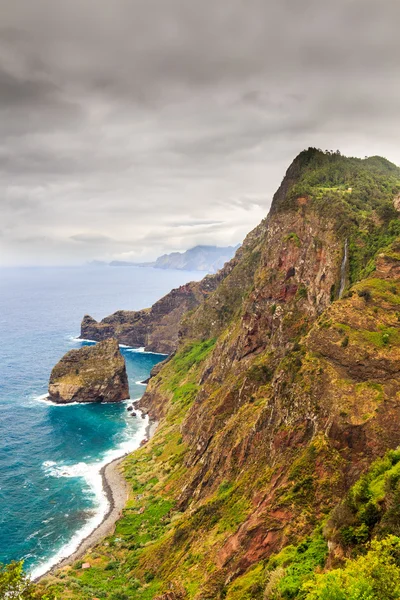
[48,338,129,403]
[43,149,400,600]
[81,233,261,353]
[80,279,219,354]
[153,244,240,273]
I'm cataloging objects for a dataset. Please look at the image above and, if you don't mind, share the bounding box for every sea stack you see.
[48,338,129,404]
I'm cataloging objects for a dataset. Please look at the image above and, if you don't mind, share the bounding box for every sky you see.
[1,0,400,266]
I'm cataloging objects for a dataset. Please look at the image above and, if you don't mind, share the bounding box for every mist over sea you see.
[0,265,202,577]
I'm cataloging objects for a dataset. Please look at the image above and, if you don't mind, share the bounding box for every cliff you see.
[42,149,400,599]
[80,236,260,353]
[80,280,217,354]
[48,339,129,404]
[153,244,240,273]
[110,244,240,272]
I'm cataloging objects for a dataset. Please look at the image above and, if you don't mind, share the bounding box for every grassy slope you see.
[40,151,400,600]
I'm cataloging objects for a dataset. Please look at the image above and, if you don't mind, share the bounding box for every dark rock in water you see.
[127,406,133,411]
[48,339,129,404]
[131,411,137,417]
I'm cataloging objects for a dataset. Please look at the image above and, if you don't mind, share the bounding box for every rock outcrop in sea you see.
[48,339,129,404]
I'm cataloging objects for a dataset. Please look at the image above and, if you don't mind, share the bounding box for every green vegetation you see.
[268,533,328,599]
[284,232,302,247]
[168,338,217,385]
[296,284,308,300]
[224,531,328,600]
[0,561,53,599]
[278,148,400,283]
[304,536,400,600]
[225,451,400,600]
[224,534,400,600]
[327,449,400,549]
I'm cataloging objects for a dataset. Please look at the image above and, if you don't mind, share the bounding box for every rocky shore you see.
[38,416,158,581]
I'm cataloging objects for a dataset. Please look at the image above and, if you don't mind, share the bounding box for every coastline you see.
[36,417,158,582]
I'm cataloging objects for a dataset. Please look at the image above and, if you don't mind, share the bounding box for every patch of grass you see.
[358,326,400,348]
[284,232,301,247]
[225,562,266,600]
[168,338,217,390]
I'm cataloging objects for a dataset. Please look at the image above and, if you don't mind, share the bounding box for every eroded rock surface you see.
[48,339,129,404]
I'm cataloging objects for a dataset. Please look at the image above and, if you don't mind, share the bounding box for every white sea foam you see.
[68,336,168,356]
[67,337,167,355]
[42,461,56,468]
[134,380,147,386]
[125,347,168,356]
[67,336,96,345]
[34,393,51,403]
[30,410,148,580]
[33,394,82,407]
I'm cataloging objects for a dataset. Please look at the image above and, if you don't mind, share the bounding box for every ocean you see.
[0,265,202,578]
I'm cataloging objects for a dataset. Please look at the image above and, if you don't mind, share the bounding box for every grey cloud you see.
[70,233,115,244]
[0,67,59,108]
[0,0,400,266]
[170,220,224,228]
[13,234,53,244]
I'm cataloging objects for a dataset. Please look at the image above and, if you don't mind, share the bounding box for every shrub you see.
[296,285,308,300]
[341,336,349,348]
[0,561,54,599]
[247,364,273,384]
[357,289,372,302]
[303,536,400,600]
[266,533,328,599]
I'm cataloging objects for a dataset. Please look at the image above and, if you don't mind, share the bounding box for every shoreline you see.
[35,417,158,582]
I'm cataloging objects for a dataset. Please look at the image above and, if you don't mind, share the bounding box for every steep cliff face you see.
[44,150,400,600]
[80,224,265,354]
[80,276,223,354]
[48,339,129,403]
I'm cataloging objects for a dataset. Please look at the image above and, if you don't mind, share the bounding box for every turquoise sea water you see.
[0,266,202,577]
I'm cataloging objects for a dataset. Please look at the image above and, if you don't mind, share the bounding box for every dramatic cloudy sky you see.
[1,0,400,266]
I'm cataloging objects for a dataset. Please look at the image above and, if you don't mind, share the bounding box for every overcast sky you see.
[1,0,400,266]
